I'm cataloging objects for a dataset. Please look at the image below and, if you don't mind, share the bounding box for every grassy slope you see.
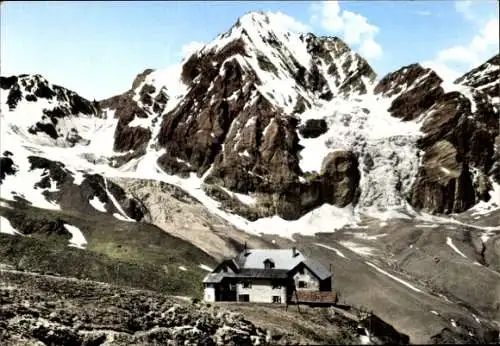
[0,198,217,297]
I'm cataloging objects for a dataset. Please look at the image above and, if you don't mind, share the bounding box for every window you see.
[298,280,307,288]
[272,296,282,303]
[242,281,252,288]
[239,294,250,302]
[264,259,275,269]
[357,327,368,336]
[298,266,304,274]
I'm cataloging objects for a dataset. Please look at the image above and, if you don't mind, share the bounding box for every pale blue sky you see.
[1,1,498,100]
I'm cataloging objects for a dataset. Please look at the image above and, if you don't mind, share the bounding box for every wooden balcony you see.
[289,291,339,305]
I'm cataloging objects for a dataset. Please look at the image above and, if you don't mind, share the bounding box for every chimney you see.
[292,247,297,257]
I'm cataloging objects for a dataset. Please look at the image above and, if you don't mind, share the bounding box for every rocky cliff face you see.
[145,12,375,220]
[374,63,499,213]
[100,68,170,155]
[138,12,496,219]
[455,54,500,185]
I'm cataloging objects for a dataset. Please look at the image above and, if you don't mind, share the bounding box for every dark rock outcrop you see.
[304,34,376,95]
[100,91,151,152]
[100,69,168,154]
[0,156,17,183]
[298,119,328,138]
[320,150,361,207]
[0,75,18,90]
[375,64,445,121]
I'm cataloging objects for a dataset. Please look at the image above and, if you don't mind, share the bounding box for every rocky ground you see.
[0,267,393,346]
[0,267,270,346]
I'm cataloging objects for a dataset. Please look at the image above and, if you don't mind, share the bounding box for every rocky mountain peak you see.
[455,53,500,107]
[186,11,375,109]
[374,64,441,99]
[0,74,102,147]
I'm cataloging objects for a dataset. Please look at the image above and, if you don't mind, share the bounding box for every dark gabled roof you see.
[238,268,288,279]
[303,259,331,281]
[235,249,305,270]
[212,258,240,274]
[205,248,332,283]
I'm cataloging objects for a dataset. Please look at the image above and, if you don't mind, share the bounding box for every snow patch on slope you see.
[470,182,500,216]
[315,243,348,259]
[199,264,213,272]
[72,171,86,185]
[446,237,468,258]
[113,213,133,222]
[0,201,13,209]
[339,241,375,256]
[64,224,87,249]
[247,203,359,239]
[366,261,424,293]
[417,212,500,231]
[0,154,61,210]
[140,64,188,114]
[103,178,135,222]
[0,216,22,235]
[441,80,478,113]
[89,196,106,212]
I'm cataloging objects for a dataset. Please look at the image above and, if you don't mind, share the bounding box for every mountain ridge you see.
[1,10,500,345]
[1,11,499,226]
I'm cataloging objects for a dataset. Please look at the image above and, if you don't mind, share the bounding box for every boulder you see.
[298,119,328,138]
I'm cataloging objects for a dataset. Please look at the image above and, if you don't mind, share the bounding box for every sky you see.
[1,0,499,100]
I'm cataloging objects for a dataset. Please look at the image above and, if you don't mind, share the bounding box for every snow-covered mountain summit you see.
[1,12,498,234]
